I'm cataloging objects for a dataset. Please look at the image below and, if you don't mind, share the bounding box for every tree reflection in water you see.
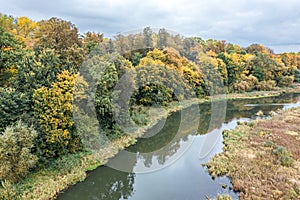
[57,93,300,200]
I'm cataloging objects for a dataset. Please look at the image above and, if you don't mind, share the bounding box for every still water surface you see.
[58,93,300,200]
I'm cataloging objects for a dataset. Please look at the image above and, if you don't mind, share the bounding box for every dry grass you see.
[206,107,300,200]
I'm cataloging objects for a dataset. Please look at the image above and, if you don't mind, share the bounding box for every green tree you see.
[158,28,169,50]
[143,27,153,49]
[0,88,30,132]
[0,121,38,183]
[83,31,104,53]
[94,61,120,137]
[0,27,25,86]
[130,52,142,66]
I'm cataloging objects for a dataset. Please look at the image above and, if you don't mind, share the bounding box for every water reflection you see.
[57,93,300,200]
[58,167,135,200]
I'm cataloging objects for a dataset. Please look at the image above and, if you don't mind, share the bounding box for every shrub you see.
[232,75,258,92]
[0,121,38,183]
[272,146,294,167]
[256,80,277,91]
[0,180,20,200]
[277,75,294,87]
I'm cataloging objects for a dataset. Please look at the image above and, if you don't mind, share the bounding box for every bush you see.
[0,180,20,200]
[0,121,38,183]
[49,154,81,175]
[256,80,277,91]
[272,146,294,167]
[232,75,258,92]
[277,75,294,87]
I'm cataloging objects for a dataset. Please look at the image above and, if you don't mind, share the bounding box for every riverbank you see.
[1,86,300,200]
[206,102,300,199]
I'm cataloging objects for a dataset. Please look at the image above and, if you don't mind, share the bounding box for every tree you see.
[12,16,38,48]
[83,31,104,53]
[197,53,226,95]
[136,48,199,104]
[181,37,204,61]
[0,27,26,86]
[114,33,130,55]
[34,17,81,51]
[34,17,84,69]
[232,74,258,92]
[33,70,82,159]
[0,121,38,183]
[158,28,169,49]
[246,44,273,55]
[0,14,14,32]
[142,27,153,49]
[94,61,120,137]
[106,38,115,54]
[14,50,61,94]
[0,88,31,132]
[130,52,142,66]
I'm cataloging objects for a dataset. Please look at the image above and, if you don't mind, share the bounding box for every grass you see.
[1,86,300,200]
[0,98,200,200]
[206,106,300,199]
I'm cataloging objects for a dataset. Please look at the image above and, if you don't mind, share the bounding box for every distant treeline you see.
[0,14,300,185]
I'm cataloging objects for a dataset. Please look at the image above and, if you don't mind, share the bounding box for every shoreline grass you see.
[1,86,300,200]
[206,98,300,199]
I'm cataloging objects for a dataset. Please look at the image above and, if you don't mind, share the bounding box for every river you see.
[57,93,300,200]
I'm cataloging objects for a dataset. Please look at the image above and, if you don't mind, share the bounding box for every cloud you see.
[1,0,300,52]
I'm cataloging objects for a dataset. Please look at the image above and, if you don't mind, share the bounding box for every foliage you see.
[34,17,85,69]
[272,145,294,167]
[0,13,300,199]
[197,53,226,95]
[0,88,31,132]
[0,180,20,200]
[0,14,14,32]
[136,49,197,105]
[12,17,38,48]
[0,27,25,86]
[34,17,81,51]
[277,75,294,87]
[94,60,121,137]
[255,80,276,91]
[130,106,149,125]
[232,75,258,92]
[143,27,153,48]
[0,121,38,183]
[33,70,81,159]
[83,31,103,53]
[139,48,204,98]
[13,50,62,94]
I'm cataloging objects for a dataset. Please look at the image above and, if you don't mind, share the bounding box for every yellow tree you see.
[12,16,38,48]
[139,48,205,96]
[33,70,83,159]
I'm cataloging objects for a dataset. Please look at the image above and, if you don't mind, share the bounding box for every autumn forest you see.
[1,14,300,199]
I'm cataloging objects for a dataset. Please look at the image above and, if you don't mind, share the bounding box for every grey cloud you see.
[1,0,300,52]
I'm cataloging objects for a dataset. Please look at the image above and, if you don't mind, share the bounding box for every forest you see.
[0,13,300,199]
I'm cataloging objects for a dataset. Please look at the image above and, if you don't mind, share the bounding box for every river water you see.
[57,93,300,200]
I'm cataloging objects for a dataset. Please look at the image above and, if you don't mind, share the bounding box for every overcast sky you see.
[1,0,300,53]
